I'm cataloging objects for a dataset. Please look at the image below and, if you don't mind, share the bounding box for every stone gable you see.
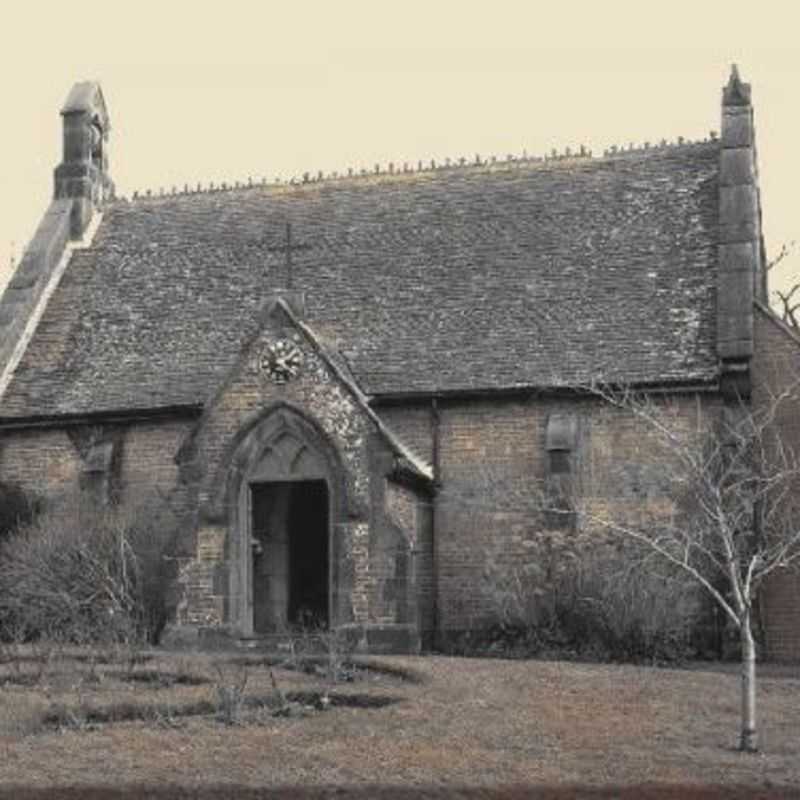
[165,298,432,649]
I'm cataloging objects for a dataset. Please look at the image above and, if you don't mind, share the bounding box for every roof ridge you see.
[601,131,718,158]
[115,133,719,203]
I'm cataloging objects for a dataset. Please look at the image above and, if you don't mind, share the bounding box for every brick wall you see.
[0,427,81,496]
[2,382,749,654]
[0,418,193,505]
[435,398,542,631]
[382,392,720,637]
[378,404,434,466]
[753,305,800,662]
[119,420,192,499]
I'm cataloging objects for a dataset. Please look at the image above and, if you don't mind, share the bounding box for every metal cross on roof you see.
[264,222,311,290]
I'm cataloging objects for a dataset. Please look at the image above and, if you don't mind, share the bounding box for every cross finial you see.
[264,222,312,290]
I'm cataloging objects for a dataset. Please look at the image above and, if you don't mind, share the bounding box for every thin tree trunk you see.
[739,611,758,752]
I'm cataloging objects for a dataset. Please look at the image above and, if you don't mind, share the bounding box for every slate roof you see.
[0,143,721,419]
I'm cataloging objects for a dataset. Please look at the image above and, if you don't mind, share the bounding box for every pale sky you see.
[1,1,798,301]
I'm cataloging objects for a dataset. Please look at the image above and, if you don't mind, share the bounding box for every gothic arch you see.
[223,403,354,635]
[203,402,359,523]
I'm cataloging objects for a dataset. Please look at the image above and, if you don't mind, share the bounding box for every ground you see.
[0,649,798,798]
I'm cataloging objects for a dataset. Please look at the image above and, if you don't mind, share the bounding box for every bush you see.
[481,533,705,663]
[0,488,179,646]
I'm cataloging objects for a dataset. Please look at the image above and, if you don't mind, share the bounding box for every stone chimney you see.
[717,65,764,395]
[54,81,114,239]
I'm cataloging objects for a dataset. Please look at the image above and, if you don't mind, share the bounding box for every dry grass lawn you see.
[0,648,798,798]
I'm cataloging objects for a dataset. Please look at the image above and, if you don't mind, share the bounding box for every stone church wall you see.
[435,398,543,633]
[0,418,193,508]
[753,307,800,663]
[0,428,81,497]
[380,393,721,641]
[378,404,435,465]
[0,386,736,654]
[119,420,193,501]
[0,371,430,652]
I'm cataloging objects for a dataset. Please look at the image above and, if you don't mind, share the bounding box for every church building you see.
[0,68,798,659]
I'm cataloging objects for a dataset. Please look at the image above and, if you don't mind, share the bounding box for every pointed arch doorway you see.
[227,405,350,638]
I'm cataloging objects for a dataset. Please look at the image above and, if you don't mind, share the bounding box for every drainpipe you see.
[430,397,441,649]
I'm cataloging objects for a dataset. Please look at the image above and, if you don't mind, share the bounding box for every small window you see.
[80,440,115,505]
[545,414,578,530]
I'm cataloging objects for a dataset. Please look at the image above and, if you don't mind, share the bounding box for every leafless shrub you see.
[0,487,180,648]
[0,618,28,683]
[279,620,358,690]
[212,662,249,725]
[481,535,701,662]
[266,664,289,712]
[319,625,358,686]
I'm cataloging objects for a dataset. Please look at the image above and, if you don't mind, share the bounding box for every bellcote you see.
[54,81,114,238]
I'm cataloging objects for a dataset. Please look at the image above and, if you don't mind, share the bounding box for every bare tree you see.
[442,381,800,753]
[576,383,800,752]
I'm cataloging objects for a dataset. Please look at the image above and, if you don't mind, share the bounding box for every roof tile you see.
[0,143,721,418]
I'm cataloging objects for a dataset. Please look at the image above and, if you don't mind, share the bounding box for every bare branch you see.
[766,240,796,272]
[576,509,742,628]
